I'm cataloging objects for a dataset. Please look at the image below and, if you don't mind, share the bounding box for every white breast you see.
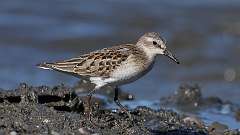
[111,62,139,80]
[110,55,153,85]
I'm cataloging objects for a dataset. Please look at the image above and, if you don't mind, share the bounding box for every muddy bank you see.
[161,84,240,134]
[0,83,239,135]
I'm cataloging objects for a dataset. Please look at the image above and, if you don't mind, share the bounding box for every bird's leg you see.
[86,87,98,122]
[114,87,150,134]
[114,87,151,133]
[114,87,132,120]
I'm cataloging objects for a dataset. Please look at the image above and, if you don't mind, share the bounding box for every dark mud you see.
[0,83,239,135]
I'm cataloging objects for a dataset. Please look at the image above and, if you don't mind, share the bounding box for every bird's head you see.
[137,32,180,64]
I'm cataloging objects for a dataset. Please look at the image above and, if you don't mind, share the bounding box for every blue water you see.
[0,0,239,128]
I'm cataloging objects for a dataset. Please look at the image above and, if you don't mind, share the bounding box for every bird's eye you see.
[152,41,157,45]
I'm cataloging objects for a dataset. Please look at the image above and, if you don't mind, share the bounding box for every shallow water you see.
[0,0,239,128]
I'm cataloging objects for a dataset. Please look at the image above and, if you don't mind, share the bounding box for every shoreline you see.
[0,83,239,135]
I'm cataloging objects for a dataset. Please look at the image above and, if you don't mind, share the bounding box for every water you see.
[0,0,240,128]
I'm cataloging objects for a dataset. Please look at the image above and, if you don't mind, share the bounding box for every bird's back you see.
[37,44,146,80]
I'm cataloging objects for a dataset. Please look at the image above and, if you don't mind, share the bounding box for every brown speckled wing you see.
[46,44,135,78]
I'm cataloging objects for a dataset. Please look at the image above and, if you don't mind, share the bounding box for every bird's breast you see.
[110,55,154,85]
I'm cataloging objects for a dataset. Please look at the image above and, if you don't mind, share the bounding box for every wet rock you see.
[0,83,210,135]
[183,116,205,129]
[161,84,232,111]
[50,130,60,135]
[78,127,95,135]
[208,122,228,135]
[235,109,240,122]
[161,84,204,111]
[208,122,240,135]
[176,84,202,107]
[224,129,240,135]
[9,131,17,135]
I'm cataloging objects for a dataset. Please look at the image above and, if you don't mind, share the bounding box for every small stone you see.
[235,109,240,121]
[208,122,228,135]
[183,116,204,128]
[43,119,50,124]
[50,130,60,135]
[10,131,17,135]
[79,128,95,135]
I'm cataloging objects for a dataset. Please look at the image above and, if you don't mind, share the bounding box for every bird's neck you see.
[136,44,157,62]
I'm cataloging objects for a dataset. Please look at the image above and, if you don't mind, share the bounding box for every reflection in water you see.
[0,0,240,128]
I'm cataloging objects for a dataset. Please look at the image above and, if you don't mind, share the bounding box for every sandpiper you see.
[37,32,180,121]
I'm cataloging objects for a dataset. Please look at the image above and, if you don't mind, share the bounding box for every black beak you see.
[164,49,180,64]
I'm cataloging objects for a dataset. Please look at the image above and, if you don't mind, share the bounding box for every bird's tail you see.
[36,62,54,70]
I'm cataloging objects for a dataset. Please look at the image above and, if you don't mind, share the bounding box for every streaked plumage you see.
[38,44,144,78]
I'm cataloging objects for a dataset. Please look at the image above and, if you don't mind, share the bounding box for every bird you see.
[37,32,180,121]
